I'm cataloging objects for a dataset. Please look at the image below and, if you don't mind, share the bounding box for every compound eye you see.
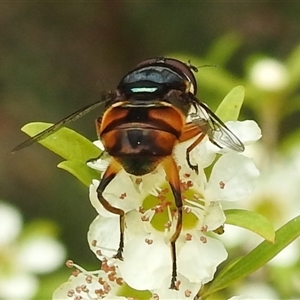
[163,58,197,90]
[135,57,197,94]
[136,57,163,68]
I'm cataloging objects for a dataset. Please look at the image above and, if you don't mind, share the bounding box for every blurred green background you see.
[1,2,300,299]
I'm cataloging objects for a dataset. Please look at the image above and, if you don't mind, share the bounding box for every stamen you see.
[184,199,205,210]
[186,233,192,241]
[66,260,74,268]
[145,238,153,245]
[119,192,127,199]
[67,289,75,297]
[174,280,181,290]
[167,205,172,222]
[219,181,225,189]
[201,225,208,232]
[86,275,93,284]
[116,277,124,285]
[95,289,105,297]
[135,177,142,185]
[165,220,172,229]
[141,215,150,222]
[142,209,155,221]
[138,206,145,213]
[200,236,207,243]
[183,206,192,214]
[152,293,159,300]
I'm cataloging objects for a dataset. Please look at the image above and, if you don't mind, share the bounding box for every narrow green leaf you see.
[21,122,101,162]
[225,209,275,242]
[285,43,300,92]
[202,215,300,298]
[215,85,245,122]
[280,127,300,152]
[58,161,100,187]
[206,33,243,66]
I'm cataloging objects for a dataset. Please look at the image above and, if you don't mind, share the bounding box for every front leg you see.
[96,161,124,259]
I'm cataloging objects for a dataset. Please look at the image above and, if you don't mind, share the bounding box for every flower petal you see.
[175,138,216,169]
[89,173,142,216]
[152,274,201,299]
[52,272,122,300]
[226,121,262,145]
[178,234,228,284]
[205,153,260,201]
[118,234,170,290]
[206,120,262,154]
[88,215,120,258]
[203,201,226,231]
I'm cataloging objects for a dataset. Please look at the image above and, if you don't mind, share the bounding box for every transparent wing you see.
[189,100,245,152]
[12,92,116,153]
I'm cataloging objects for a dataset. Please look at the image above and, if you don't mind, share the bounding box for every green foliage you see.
[21,122,101,162]
[202,215,300,299]
[215,85,245,122]
[58,161,99,187]
[225,209,275,242]
[22,122,101,185]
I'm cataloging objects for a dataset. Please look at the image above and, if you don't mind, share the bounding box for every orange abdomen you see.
[97,105,186,175]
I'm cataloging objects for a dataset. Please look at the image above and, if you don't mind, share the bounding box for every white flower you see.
[0,201,66,299]
[88,214,121,259]
[52,261,126,300]
[87,141,110,172]
[0,201,22,246]
[226,121,262,146]
[205,152,260,202]
[89,175,142,217]
[203,120,262,155]
[87,151,259,293]
[85,119,260,296]
[0,273,39,300]
[17,235,66,274]
[249,58,289,91]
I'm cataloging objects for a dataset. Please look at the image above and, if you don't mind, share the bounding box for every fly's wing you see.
[189,100,245,152]
[12,92,116,153]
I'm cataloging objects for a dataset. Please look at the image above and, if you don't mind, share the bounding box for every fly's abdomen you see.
[101,127,177,175]
[102,127,177,157]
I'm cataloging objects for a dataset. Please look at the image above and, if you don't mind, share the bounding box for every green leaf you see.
[285,43,300,92]
[215,85,245,122]
[225,209,275,242]
[58,161,100,187]
[206,33,243,66]
[21,122,101,162]
[202,215,300,298]
[280,127,300,152]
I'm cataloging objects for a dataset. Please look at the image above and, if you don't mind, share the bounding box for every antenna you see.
[187,60,219,73]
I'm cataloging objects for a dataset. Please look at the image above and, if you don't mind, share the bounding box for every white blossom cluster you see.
[53,120,261,300]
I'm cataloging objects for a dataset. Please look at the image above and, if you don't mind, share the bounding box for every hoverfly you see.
[13,57,244,289]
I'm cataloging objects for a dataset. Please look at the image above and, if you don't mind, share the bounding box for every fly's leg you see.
[179,123,205,175]
[185,133,205,174]
[163,156,183,290]
[96,161,124,259]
